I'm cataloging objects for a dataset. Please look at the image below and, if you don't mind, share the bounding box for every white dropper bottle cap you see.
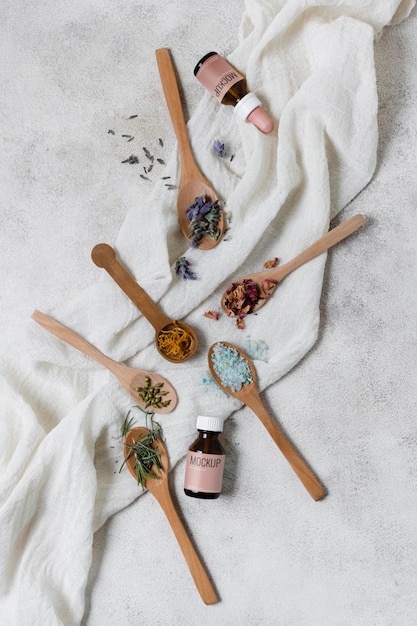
[234,92,274,134]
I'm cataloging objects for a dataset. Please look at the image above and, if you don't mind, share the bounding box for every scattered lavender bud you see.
[175,257,198,280]
[213,139,227,158]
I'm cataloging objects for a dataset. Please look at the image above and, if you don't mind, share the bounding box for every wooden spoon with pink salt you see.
[221,214,366,318]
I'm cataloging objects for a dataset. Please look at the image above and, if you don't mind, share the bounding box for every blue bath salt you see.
[211,343,253,392]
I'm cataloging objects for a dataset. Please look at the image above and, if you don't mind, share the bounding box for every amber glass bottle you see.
[184,415,225,499]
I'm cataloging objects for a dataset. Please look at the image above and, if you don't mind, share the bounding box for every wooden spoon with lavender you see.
[208,341,326,501]
[155,47,224,249]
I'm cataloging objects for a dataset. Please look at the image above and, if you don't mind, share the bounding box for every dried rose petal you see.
[236,317,245,330]
[263,257,278,269]
[261,278,278,296]
[204,310,219,320]
[224,278,261,317]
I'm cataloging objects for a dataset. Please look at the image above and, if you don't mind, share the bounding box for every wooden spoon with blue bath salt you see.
[208,341,326,501]
[32,310,177,413]
[124,427,218,604]
[221,214,366,317]
[155,47,225,249]
[91,243,197,363]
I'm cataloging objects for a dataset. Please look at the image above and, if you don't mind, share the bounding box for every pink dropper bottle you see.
[194,52,274,134]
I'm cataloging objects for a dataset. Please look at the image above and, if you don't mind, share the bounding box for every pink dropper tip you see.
[247,106,274,134]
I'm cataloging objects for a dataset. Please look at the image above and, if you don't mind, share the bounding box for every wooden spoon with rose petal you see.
[221,214,366,317]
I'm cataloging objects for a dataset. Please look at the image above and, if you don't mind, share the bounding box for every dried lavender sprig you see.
[175,256,198,280]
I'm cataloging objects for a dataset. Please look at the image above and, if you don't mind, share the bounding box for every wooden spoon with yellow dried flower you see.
[91,243,197,363]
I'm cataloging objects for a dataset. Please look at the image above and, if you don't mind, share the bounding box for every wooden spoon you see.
[155,47,224,249]
[91,243,197,363]
[124,427,218,604]
[208,342,326,501]
[221,214,366,316]
[32,310,177,413]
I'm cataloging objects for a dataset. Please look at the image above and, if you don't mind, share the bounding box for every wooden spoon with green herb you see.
[155,48,224,250]
[124,427,218,605]
[32,310,177,413]
[221,214,366,317]
[208,341,326,501]
[91,243,198,363]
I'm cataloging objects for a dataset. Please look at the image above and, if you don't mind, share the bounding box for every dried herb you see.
[157,323,195,360]
[142,146,154,161]
[223,278,277,320]
[186,196,224,248]
[213,139,227,158]
[175,256,197,280]
[204,310,219,320]
[121,433,163,488]
[119,409,164,490]
[122,154,139,164]
[263,257,278,268]
[224,279,259,317]
[134,375,171,409]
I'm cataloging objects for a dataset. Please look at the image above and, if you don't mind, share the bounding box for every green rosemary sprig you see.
[121,409,138,437]
[119,408,164,490]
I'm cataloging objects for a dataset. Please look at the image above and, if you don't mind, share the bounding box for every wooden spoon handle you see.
[275,214,366,281]
[91,243,170,332]
[31,309,121,375]
[155,48,198,177]
[246,393,326,501]
[153,486,218,604]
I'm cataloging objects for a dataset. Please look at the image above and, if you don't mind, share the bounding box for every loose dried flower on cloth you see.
[175,256,198,280]
[213,139,227,158]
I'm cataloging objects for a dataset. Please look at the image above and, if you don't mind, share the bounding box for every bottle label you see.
[184,451,225,493]
[195,54,243,103]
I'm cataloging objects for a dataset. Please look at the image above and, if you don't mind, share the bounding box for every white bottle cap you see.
[234,92,274,134]
[196,415,224,432]
[234,92,262,120]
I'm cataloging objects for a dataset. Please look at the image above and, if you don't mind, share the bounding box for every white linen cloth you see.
[0,0,415,623]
